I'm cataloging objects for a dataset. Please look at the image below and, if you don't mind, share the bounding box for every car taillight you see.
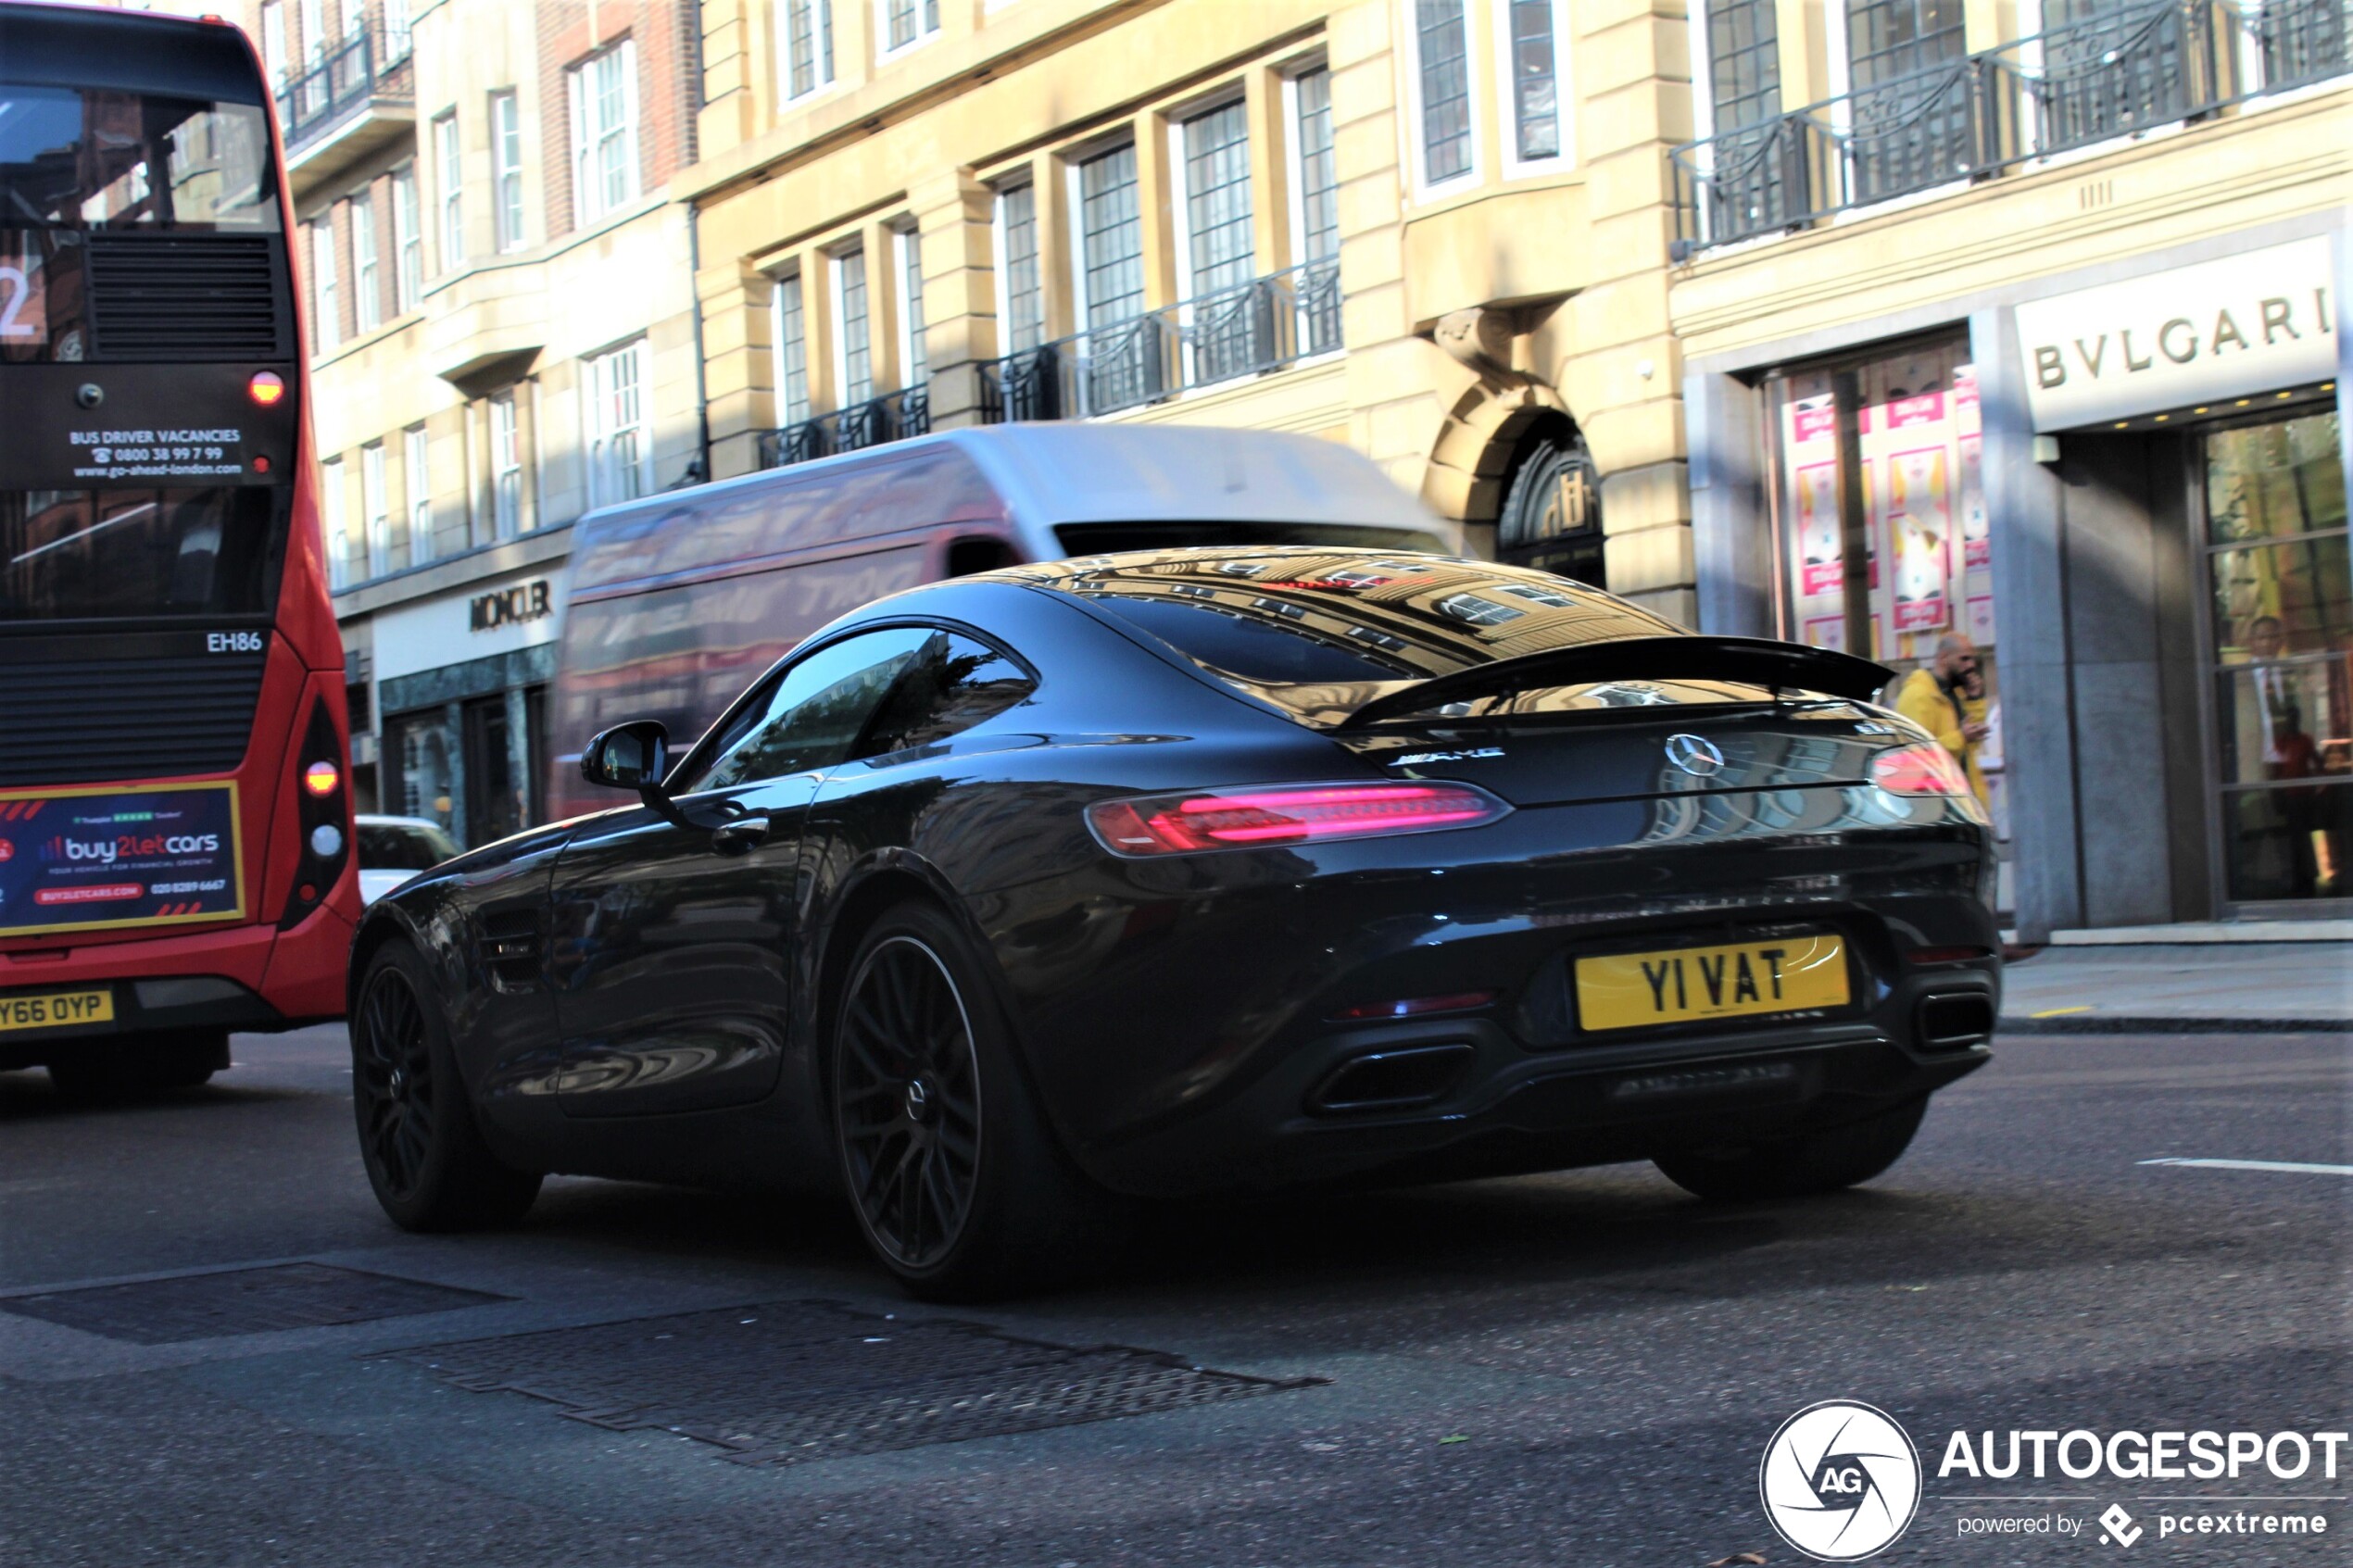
[1869,742,1972,797]
[1086,781,1509,857]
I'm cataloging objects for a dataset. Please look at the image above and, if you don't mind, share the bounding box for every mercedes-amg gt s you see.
[346,548,1999,1297]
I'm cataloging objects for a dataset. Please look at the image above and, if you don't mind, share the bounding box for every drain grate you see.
[1,1263,507,1344]
[384,1299,1319,1466]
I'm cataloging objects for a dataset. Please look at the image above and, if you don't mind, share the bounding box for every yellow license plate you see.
[0,989,115,1034]
[1576,936,1849,1032]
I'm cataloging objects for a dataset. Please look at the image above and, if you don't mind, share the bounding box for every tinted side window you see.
[680,627,934,792]
[857,632,1037,759]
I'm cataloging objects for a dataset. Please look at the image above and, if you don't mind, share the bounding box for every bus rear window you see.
[2,488,281,621]
[0,85,279,232]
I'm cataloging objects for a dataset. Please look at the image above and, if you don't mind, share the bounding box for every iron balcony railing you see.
[278,25,413,156]
[757,384,929,470]
[991,256,1342,421]
[1669,0,2347,256]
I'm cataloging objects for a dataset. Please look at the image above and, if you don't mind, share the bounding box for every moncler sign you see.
[2012,235,2336,430]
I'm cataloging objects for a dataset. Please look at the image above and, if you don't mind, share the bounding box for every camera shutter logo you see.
[1665,733,1726,778]
[1759,1400,1921,1561]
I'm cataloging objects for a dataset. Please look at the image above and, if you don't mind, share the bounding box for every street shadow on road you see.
[0,1069,308,1123]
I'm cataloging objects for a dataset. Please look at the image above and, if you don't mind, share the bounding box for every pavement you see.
[0,1022,2347,1567]
[1999,942,2353,1034]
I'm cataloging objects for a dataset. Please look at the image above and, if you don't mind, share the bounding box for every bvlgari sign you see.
[2014,236,2336,431]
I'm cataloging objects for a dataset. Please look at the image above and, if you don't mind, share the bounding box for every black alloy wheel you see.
[355,963,436,1203]
[349,941,542,1231]
[835,935,984,1273]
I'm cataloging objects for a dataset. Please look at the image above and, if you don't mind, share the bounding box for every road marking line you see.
[2140,1158,2353,1176]
[2032,1005,2095,1018]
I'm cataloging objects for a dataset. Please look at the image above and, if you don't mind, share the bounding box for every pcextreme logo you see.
[1760,1400,1923,1561]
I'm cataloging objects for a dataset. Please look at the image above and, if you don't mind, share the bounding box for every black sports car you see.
[347,546,2000,1297]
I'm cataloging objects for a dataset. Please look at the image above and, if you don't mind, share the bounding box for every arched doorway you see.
[1496,422,1604,589]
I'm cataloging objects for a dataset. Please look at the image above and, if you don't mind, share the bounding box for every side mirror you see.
[581,721,670,794]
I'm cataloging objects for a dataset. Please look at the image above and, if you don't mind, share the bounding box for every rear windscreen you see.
[0,85,279,232]
[1030,548,1782,725]
[1,486,282,621]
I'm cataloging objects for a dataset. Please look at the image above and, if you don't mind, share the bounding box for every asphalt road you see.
[1,1024,2345,1567]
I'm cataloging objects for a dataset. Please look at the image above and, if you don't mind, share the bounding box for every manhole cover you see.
[384,1299,1319,1465]
[2,1263,506,1344]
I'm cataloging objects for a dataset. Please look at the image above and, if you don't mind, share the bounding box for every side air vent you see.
[0,651,263,786]
[478,909,544,993]
[87,234,291,361]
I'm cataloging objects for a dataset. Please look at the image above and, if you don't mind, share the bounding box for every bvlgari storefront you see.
[1691,223,2349,938]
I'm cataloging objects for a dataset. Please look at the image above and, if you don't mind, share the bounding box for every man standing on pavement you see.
[1893,632,1990,805]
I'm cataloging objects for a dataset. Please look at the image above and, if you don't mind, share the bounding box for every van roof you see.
[577,421,1445,540]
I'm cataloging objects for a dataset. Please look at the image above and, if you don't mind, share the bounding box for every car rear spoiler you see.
[1339,635,1896,727]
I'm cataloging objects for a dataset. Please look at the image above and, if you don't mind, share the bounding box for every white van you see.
[544,423,1456,819]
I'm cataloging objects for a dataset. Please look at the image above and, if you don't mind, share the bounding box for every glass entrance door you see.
[2201,408,2350,909]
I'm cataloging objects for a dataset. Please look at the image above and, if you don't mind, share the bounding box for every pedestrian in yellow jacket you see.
[1892,632,1990,805]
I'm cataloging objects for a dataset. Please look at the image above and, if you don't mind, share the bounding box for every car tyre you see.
[47,1033,226,1100]
[1653,1096,1928,1201]
[352,940,542,1231]
[831,901,1107,1300]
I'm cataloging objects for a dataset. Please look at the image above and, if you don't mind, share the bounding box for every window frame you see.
[350,190,381,332]
[1493,0,1575,177]
[321,454,349,590]
[772,266,811,425]
[893,222,926,387]
[433,110,462,273]
[404,421,433,564]
[584,336,649,508]
[489,389,522,538]
[391,164,423,313]
[566,40,642,226]
[992,177,1044,355]
[1409,0,1480,194]
[490,89,525,253]
[1166,91,1255,307]
[360,440,389,578]
[310,215,339,352]
[1068,139,1144,332]
[777,0,839,105]
[1283,62,1340,268]
[831,243,873,407]
[875,0,943,59]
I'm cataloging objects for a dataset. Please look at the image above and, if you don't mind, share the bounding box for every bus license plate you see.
[1576,936,1849,1032]
[0,989,115,1034]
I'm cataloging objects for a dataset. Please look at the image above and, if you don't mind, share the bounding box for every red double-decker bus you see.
[0,5,355,1096]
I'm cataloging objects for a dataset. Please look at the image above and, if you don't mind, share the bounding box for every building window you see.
[321,455,349,589]
[1416,0,1475,184]
[833,246,872,405]
[1846,0,1966,88]
[1705,0,1782,132]
[350,193,380,332]
[996,181,1043,352]
[404,423,432,564]
[774,270,810,423]
[434,111,462,271]
[782,0,836,101]
[585,339,647,507]
[361,441,389,578]
[896,226,926,385]
[491,90,524,252]
[299,0,324,65]
[1077,143,1143,328]
[1504,0,1565,164]
[391,167,422,313]
[310,216,339,352]
[1179,99,1254,301]
[881,0,940,53]
[259,2,288,88]
[569,42,640,225]
[1292,68,1339,263]
[384,0,412,60]
[490,391,522,537]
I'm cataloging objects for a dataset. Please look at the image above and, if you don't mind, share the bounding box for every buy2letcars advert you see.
[0,784,245,938]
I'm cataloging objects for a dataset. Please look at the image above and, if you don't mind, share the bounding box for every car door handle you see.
[710,816,770,855]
